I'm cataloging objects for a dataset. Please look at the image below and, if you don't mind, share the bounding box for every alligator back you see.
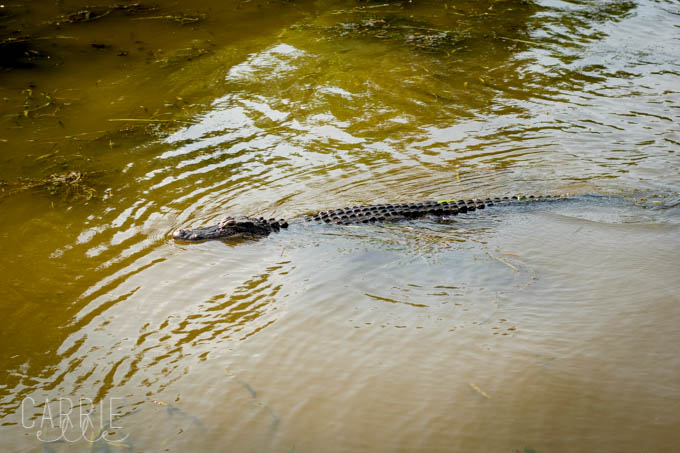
[304,195,563,225]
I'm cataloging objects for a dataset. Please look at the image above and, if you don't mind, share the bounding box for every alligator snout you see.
[173,228,199,241]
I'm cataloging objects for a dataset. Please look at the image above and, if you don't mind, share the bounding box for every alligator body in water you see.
[173,195,567,242]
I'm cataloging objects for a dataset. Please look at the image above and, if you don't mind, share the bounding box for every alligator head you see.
[172,216,287,242]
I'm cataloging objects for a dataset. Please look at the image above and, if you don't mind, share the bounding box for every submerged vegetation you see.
[0,2,209,69]
[291,0,538,55]
[0,1,221,204]
[291,15,471,54]
[0,170,103,201]
[50,3,159,26]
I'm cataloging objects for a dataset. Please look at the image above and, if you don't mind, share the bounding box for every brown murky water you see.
[1,0,679,451]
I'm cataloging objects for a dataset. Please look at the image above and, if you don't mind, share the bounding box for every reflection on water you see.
[1,0,679,451]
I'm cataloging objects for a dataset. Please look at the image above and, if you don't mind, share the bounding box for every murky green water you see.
[1,0,679,451]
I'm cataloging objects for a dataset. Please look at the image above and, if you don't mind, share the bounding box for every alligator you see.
[173,195,566,242]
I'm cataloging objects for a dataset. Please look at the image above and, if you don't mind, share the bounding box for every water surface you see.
[1,0,679,451]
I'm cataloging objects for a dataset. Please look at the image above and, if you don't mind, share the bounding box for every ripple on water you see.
[2,0,680,451]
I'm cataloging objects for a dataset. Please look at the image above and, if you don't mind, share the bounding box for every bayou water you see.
[1,0,679,451]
